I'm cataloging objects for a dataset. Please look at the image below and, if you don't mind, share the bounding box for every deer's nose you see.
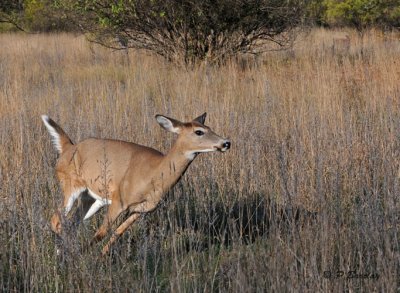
[223,140,231,150]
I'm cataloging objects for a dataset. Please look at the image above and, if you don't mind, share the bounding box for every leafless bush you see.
[59,0,304,65]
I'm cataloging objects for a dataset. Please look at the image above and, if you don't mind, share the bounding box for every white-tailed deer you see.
[332,34,350,54]
[42,113,230,255]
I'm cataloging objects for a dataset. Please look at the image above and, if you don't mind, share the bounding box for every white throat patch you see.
[185,152,197,160]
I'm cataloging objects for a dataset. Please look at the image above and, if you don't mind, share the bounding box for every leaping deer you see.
[41,113,231,255]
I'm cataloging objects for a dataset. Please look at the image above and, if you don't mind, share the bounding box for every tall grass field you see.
[0,29,399,292]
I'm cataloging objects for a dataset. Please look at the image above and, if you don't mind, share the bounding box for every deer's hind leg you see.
[101,201,156,255]
[51,172,86,234]
[90,191,124,245]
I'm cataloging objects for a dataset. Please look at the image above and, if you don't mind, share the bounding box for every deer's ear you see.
[155,115,182,133]
[193,112,207,124]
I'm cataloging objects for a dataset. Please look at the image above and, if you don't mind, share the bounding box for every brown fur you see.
[43,113,230,254]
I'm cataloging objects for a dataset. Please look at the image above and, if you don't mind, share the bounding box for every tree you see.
[0,0,74,32]
[23,0,72,32]
[57,0,305,64]
[0,0,25,31]
[323,0,400,31]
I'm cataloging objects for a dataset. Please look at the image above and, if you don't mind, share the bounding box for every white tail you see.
[41,115,73,154]
[41,115,62,153]
[42,113,230,255]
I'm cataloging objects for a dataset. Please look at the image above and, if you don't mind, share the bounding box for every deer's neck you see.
[157,143,195,191]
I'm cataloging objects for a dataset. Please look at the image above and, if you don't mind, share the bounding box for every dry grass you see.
[0,28,399,292]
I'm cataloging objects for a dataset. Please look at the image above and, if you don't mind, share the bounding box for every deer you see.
[332,34,351,54]
[41,113,231,255]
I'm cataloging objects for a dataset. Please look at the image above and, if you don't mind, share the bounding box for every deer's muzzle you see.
[219,140,231,152]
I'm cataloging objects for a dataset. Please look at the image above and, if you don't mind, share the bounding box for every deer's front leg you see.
[51,181,86,234]
[90,192,123,245]
[101,213,141,255]
[101,201,157,255]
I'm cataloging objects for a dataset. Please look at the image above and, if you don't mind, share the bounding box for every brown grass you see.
[0,28,399,292]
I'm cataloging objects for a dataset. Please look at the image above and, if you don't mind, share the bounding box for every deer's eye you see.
[195,130,204,136]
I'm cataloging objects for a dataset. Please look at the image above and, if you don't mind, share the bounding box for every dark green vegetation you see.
[309,0,400,29]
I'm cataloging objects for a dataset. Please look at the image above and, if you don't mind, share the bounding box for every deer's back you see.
[64,138,163,197]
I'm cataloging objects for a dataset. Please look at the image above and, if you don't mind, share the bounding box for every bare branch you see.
[58,0,305,65]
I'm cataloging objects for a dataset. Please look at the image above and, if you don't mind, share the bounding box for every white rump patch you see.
[65,188,86,215]
[41,115,62,153]
[83,189,112,220]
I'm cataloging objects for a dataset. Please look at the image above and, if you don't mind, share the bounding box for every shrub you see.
[323,0,400,30]
[57,0,305,64]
